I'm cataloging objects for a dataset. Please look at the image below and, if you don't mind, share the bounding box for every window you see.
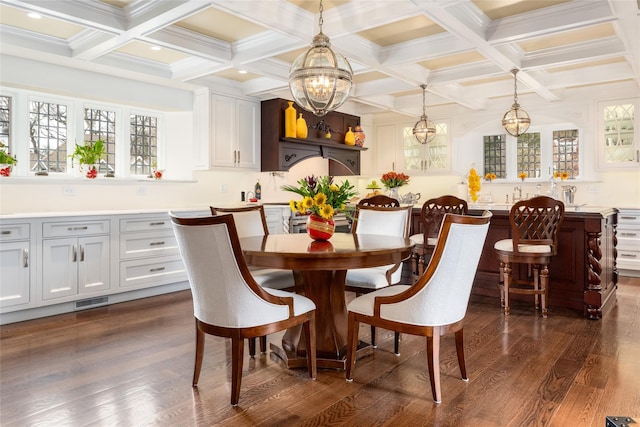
[130,113,157,176]
[553,129,579,178]
[427,122,448,169]
[483,134,506,178]
[0,96,11,151]
[84,107,116,175]
[516,132,541,178]
[29,100,68,174]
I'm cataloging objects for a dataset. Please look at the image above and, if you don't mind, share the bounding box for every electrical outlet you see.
[62,186,76,195]
[136,186,146,196]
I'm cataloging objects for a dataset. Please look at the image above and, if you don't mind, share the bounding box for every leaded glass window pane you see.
[516,132,541,178]
[84,108,116,175]
[553,129,579,178]
[483,134,506,178]
[130,114,157,176]
[427,122,448,169]
[0,96,11,153]
[29,100,68,173]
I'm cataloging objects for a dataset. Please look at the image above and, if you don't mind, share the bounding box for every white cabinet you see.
[0,223,30,308]
[194,90,260,170]
[374,121,450,175]
[617,209,640,277]
[598,98,639,169]
[264,206,291,234]
[41,219,110,300]
[118,213,187,289]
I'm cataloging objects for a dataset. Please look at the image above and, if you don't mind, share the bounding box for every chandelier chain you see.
[512,69,519,104]
[319,0,323,33]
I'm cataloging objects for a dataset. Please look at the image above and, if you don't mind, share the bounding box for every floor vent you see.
[75,296,109,310]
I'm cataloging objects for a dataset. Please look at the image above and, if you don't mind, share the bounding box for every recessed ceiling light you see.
[238,70,248,74]
[27,12,42,19]
[151,46,161,51]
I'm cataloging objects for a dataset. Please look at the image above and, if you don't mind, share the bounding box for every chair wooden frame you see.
[345,212,492,403]
[171,214,317,405]
[410,195,468,281]
[494,196,565,317]
[357,194,400,208]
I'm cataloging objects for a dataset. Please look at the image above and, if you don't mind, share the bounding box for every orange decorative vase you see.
[306,214,335,241]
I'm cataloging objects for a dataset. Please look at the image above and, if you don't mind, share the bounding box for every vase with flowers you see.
[380,171,410,201]
[0,142,17,177]
[282,175,356,240]
[69,140,106,179]
[468,167,481,203]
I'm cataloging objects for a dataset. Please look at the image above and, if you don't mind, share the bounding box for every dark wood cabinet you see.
[410,207,618,319]
[260,98,366,175]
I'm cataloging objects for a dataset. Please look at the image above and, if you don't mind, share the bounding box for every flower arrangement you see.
[518,172,528,181]
[0,142,17,177]
[69,140,106,167]
[484,172,497,182]
[380,171,410,189]
[282,175,356,220]
[468,167,481,202]
[553,171,569,180]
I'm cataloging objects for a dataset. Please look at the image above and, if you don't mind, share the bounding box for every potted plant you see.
[69,140,105,178]
[0,143,17,177]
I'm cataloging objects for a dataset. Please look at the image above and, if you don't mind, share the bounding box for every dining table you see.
[239,232,413,369]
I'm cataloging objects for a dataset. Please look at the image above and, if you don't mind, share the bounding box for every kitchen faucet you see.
[513,186,522,202]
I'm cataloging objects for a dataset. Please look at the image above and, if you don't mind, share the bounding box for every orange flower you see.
[381,171,410,188]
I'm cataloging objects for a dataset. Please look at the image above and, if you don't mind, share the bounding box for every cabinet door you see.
[598,98,639,169]
[212,94,237,168]
[0,241,30,308]
[236,99,260,170]
[42,238,78,300]
[78,236,110,294]
[374,124,400,174]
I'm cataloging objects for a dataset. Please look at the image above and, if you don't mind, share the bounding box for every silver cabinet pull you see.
[620,253,638,258]
[149,221,165,226]
[72,245,77,262]
[149,241,165,246]
[80,245,85,262]
[68,226,88,231]
[23,248,29,268]
[237,150,240,165]
[1,230,10,235]
[150,267,166,272]
[620,216,638,220]
[620,232,638,237]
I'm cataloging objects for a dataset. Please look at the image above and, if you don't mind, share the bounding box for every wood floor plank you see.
[2,278,639,426]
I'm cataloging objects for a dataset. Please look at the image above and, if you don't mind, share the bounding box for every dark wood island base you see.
[411,206,618,319]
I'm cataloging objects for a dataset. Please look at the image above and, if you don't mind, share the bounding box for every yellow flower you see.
[553,171,560,179]
[302,196,314,210]
[296,201,307,215]
[314,192,327,206]
[289,200,297,211]
[518,172,527,180]
[330,184,340,192]
[560,172,569,180]
[319,204,334,219]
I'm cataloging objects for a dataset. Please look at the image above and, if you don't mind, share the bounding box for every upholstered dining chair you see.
[345,211,492,404]
[494,196,565,318]
[211,205,297,356]
[211,206,296,291]
[408,195,468,282]
[345,201,412,354]
[171,213,317,406]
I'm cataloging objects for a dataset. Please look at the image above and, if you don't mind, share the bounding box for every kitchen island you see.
[410,206,618,319]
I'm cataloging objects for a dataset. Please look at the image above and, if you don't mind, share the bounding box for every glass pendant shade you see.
[412,115,436,144]
[288,1,352,117]
[502,69,531,137]
[502,103,531,137]
[289,33,352,117]
[412,84,436,144]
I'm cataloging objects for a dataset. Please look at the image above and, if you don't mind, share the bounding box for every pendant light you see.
[288,0,353,117]
[502,69,531,137]
[412,84,437,144]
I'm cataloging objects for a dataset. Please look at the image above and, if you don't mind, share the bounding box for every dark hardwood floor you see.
[2,277,639,426]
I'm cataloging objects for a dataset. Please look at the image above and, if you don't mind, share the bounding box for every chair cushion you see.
[347,285,412,316]
[251,268,295,290]
[346,265,397,289]
[494,239,552,254]
[263,288,316,316]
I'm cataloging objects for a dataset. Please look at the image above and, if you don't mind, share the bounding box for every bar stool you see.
[494,196,565,317]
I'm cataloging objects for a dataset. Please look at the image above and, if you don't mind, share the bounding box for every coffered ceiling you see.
[0,0,638,117]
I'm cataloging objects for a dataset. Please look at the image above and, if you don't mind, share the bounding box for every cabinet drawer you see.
[120,215,171,233]
[618,211,640,226]
[618,249,640,271]
[618,235,640,251]
[0,223,29,241]
[43,220,110,238]
[120,230,179,259]
[119,255,186,288]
